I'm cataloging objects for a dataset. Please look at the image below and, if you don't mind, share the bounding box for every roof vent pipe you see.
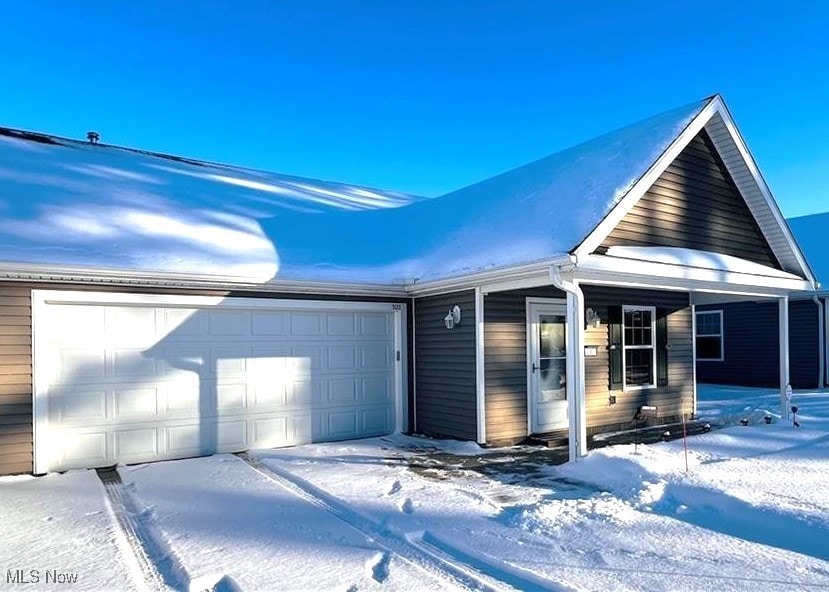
[86,131,100,144]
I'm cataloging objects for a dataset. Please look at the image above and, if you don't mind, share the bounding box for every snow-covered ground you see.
[2,384,828,591]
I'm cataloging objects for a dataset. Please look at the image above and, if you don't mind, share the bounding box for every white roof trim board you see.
[0,95,815,293]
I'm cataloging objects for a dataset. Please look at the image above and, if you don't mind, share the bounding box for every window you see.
[695,310,723,361]
[622,305,656,389]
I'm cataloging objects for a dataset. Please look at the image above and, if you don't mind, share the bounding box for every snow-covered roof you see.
[0,99,708,285]
[787,212,829,288]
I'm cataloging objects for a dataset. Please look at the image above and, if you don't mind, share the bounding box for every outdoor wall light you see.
[444,305,462,330]
[585,308,601,328]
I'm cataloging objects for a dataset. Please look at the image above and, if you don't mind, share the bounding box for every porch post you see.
[779,296,790,419]
[566,282,588,460]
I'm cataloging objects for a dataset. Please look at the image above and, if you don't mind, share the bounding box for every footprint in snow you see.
[399,498,414,514]
[366,551,391,583]
[386,480,402,496]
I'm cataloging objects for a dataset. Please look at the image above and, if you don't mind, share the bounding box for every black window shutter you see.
[608,306,623,389]
[656,309,668,387]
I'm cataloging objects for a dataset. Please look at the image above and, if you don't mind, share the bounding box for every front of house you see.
[0,95,815,475]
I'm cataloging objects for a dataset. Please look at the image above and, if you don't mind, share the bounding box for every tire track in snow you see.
[99,466,239,592]
[237,452,569,592]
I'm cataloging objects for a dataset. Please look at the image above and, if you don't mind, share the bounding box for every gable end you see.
[599,129,782,270]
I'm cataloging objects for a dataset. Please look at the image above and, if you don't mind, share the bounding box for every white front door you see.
[528,300,568,433]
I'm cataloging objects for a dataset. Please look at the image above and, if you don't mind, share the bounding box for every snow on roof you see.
[787,212,829,287]
[0,99,709,285]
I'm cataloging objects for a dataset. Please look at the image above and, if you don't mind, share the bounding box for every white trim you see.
[548,268,587,461]
[691,303,698,416]
[31,289,407,474]
[411,298,418,433]
[406,257,573,297]
[621,305,657,391]
[694,310,724,362]
[474,287,486,444]
[825,298,829,387]
[814,296,825,389]
[779,297,790,419]
[393,304,409,434]
[31,291,49,475]
[0,263,409,298]
[574,254,812,294]
[34,290,398,312]
[573,96,816,288]
[705,105,816,285]
[574,98,720,258]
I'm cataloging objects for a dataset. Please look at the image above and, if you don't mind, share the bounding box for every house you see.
[696,212,829,389]
[0,94,816,476]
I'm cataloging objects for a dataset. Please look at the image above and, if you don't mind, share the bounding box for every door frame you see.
[525,297,568,435]
[32,290,408,474]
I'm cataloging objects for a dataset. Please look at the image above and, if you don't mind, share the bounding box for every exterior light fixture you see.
[444,305,462,330]
[585,308,601,328]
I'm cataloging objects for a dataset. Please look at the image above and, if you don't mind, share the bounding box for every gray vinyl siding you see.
[483,286,566,444]
[697,299,822,389]
[601,130,782,271]
[0,281,414,476]
[0,285,33,476]
[582,286,693,434]
[413,290,477,440]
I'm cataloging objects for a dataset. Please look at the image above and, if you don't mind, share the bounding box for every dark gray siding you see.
[0,281,414,476]
[583,286,693,433]
[414,290,477,440]
[483,286,566,444]
[601,130,783,271]
[697,299,822,389]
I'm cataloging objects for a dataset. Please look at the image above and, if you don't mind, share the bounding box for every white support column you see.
[564,284,588,461]
[551,266,588,461]
[691,303,698,417]
[474,287,487,444]
[779,296,790,419]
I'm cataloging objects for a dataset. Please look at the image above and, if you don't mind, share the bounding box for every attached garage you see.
[32,291,406,474]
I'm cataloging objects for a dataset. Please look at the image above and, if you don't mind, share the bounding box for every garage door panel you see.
[327,313,356,335]
[163,308,208,338]
[113,386,159,419]
[209,310,249,335]
[363,376,392,403]
[328,346,357,370]
[58,430,108,467]
[50,389,107,422]
[35,294,400,472]
[361,344,391,369]
[56,348,107,384]
[363,407,393,433]
[251,311,289,335]
[113,349,158,379]
[328,378,358,404]
[290,312,323,335]
[111,307,159,343]
[48,305,106,340]
[114,427,159,461]
[360,313,392,337]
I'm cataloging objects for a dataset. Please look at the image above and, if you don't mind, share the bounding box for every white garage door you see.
[33,291,404,473]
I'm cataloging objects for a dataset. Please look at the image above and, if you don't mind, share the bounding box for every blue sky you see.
[2,1,828,216]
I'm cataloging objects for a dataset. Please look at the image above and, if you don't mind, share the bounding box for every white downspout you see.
[550,266,587,461]
[814,296,825,388]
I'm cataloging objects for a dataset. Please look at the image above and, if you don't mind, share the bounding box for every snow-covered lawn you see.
[2,384,828,591]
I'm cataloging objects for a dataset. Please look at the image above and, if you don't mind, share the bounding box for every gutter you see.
[815,295,826,388]
[549,263,588,461]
